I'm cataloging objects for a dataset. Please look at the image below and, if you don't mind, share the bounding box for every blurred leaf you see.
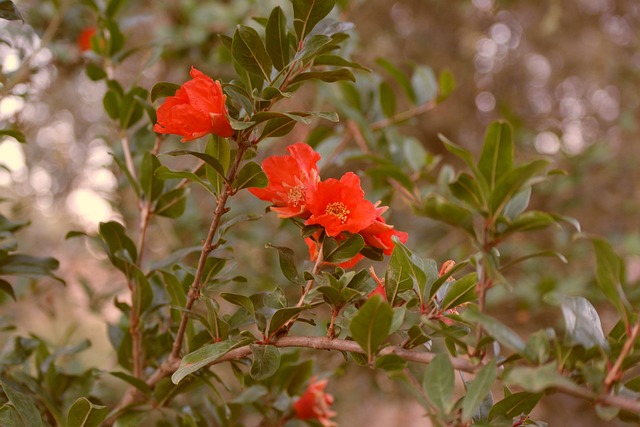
[0,1,22,21]
[503,186,531,220]
[232,25,272,81]
[449,172,486,211]
[411,65,438,105]
[150,82,180,102]
[85,63,107,81]
[0,216,29,233]
[0,129,25,143]
[420,195,475,236]
[461,308,525,353]
[559,295,608,350]
[0,278,16,301]
[140,153,163,202]
[289,69,355,84]
[591,238,631,323]
[250,344,280,380]
[423,354,454,413]
[265,6,289,71]
[291,0,336,40]
[374,354,406,372]
[462,359,496,422]
[322,234,364,264]
[440,272,477,311]
[268,307,307,337]
[315,55,369,71]
[235,161,267,191]
[491,160,549,216]
[376,58,416,103]
[266,244,300,284]
[504,363,579,393]
[378,81,396,118]
[523,329,552,364]
[154,188,187,218]
[66,398,108,427]
[478,121,514,190]
[0,381,44,427]
[109,372,152,397]
[172,337,250,384]
[488,391,543,421]
[350,295,393,361]
[0,254,62,283]
[437,68,456,102]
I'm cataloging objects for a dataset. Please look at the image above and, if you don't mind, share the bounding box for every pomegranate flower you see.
[153,67,233,142]
[249,143,321,218]
[293,377,337,427]
[360,214,409,256]
[77,27,96,53]
[306,172,377,237]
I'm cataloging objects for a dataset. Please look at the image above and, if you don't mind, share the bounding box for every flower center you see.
[325,201,350,223]
[287,185,305,207]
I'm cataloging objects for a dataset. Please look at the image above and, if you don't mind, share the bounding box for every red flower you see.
[306,172,377,237]
[359,205,408,255]
[249,143,320,218]
[293,377,337,427]
[77,27,96,52]
[153,67,233,142]
[367,267,387,301]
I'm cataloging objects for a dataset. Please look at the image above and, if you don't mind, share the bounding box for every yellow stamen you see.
[287,185,305,207]
[325,201,350,223]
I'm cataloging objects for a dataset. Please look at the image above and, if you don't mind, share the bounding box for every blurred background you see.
[1,0,639,425]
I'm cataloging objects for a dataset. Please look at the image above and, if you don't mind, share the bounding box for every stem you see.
[120,131,138,182]
[326,307,340,339]
[296,242,324,306]
[604,321,640,392]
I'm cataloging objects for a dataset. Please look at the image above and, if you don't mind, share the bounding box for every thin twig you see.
[605,322,640,392]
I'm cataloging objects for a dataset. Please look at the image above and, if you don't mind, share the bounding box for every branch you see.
[605,321,640,392]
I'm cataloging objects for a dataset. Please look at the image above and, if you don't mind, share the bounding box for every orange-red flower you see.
[153,67,233,142]
[77,27,96,52]
[249,143,320,218]
[367,267,387,300]
[306,172,377,237]
[359,205,409,255]
[293,377,337,427]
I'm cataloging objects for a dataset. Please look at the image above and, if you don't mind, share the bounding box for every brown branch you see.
[605,322,640,392]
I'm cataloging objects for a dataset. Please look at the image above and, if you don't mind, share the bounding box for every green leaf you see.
[235,161,267,191]
[154,188,187,218]
[461,308,525,353]
[378,81,396,118]
[289,69,355,84]
[205,136,231,194]
[491,159,549,216]
[0,278,16,301]
[140,153,163,202]
[150,82,180,102]
[315,55,370,71]
[66,397,108,427]
[0,381,44,427]
[0,1,22,21]
[259,117,298,140]
[374,354,406,372]
[559,295,608,350]
[449,172,486,211]
[591,238,631,322]
[172,337,249,384]
[478,121,514,190]
[85,63,107,81]
[0,129,26,143]
[250,344,281,380]
[164,150,226,185]
[322,234,365,264]
[384,239,427,305]
[291,0,336,40]
[420,195,475,236]
[488,391,543,421]
[265,7,289,71]
[462,359,497,422]
[109,372,152,396]
[422,354,454,413]
[232,25,272,81]
[504,362,579,393]
[155,165,215,196]
[349,295,393,362]
[437,68,456,102]
[266,244,300,284]
[411,65,438,105]
[440,272,478,311]
[221,292,255,316]
[98,221,137,274]
[0,254,62,283]
[376,58,416,103]
[294,34,332,62]
[268,306,307,337]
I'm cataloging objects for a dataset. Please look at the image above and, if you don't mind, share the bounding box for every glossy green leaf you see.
[420,195,475,236]
[0,1,22,21]
[221,292,255,316]
[265,7,289,70]
[461,308,525,352]
[294,34,332,62]
[591,238,631,322]
[440,272,477,311]
[488,391,543,421]
[322,234,364,264]
[268,306,307,337]
[235,161,268,191]
[462,359,497,422]
[478,121,514,190]
[155,165,214,196]
[349,295,393,361]
[172,337,249,384]
[250,344,281,380]
[502,186,531,220]
[232,25,272,81]
[66,397,108,427]
[289,68,355,84]
[150,81,180,102]
[423,354,454,413]
[266,244,300,284]
[164,150,226,185]
[291,0,336,40]
[205,136,231,194]
[0,380,44,427]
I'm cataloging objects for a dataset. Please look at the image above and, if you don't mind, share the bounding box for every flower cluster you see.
[293,377,337,427]
[153,67,233,142]
[250,142,407,267]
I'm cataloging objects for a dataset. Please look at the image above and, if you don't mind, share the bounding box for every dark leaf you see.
[250,344,281,380]
[266,244,300,284]
[289,68,355,84]
[0,1,22,21]
[0,129,25,143]
[150,82,180,102]
[291,0,336,40]
[265,7,289,71]
[349,295,393,361]
[66,397,109,427]
[423,354,454,413]
[235,161,268,191]
[322,234,365,264]
[232,25,273,81]
[478,121,514,190]
[462,359,497,422]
